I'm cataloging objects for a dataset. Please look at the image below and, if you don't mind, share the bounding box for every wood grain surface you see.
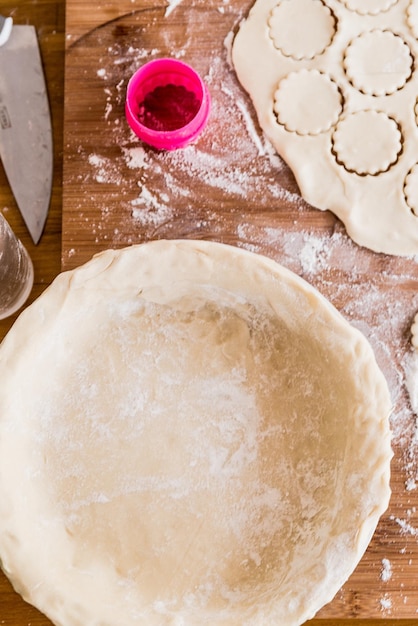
[1,0,418,624]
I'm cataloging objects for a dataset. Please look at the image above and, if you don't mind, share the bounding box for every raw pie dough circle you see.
[0,241,392,626]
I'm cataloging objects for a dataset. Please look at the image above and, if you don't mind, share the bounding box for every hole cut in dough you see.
[0,241,392,626]
[268,0,336,60]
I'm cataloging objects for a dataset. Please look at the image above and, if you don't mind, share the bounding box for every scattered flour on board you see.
[88,154,123,185]
[123,146,149,170]
[380,594,393,613]
[164,0,231,17]
[390,506,418,537]
[131,186,173,227]
[163,0,234,17]
[381,558,393,582]
[164,0,183,17]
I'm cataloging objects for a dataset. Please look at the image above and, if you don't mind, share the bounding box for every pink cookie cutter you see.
[125,58,211,150]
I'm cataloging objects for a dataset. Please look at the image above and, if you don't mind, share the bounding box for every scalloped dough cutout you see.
[332,111,401,175]
[268,0,336,60]
[232,0,418,254]
[274,70,342,135]
[340,0,398,15]
[344,30,412,96]
[407,0,418,39]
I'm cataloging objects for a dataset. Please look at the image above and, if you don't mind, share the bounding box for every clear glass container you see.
[0,213,34,320]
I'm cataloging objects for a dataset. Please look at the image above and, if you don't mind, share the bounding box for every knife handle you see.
[0,15,13,47]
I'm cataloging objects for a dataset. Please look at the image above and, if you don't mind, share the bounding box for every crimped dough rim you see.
[0,240,392,626]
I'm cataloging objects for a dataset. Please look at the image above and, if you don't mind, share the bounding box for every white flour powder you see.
[381,558,393,582]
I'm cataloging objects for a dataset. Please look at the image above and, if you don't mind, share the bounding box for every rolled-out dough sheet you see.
[232,0,418,255]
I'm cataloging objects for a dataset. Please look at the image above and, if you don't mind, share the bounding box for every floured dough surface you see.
[0,241,392,626]
[232,0,418,255]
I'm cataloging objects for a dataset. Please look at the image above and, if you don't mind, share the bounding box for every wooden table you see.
[1,0,418,624]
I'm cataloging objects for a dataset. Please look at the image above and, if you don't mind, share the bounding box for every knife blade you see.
[0,16,53,245]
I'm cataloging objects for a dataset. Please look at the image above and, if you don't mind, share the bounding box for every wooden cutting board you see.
[63,0,418,620]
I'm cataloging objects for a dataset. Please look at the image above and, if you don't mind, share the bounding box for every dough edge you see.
[0,239,393,626]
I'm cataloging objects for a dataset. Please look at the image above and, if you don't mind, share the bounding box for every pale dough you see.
[232,0,418,255]
[0,240,392,625]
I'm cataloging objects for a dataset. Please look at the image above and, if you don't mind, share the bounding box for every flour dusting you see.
[123,146,149,170]
[391,512,418,537]
[380,594,393,613]
[381,558,393,582]
[165,0,183,16]
[131,186,173,227]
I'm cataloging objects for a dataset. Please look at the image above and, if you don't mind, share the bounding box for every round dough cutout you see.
[332,110,402,175]
[344,30,412,96]
[274,69,342,135]
[268,0,336,60]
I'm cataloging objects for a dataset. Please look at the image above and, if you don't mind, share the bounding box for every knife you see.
[0,15,53,245]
